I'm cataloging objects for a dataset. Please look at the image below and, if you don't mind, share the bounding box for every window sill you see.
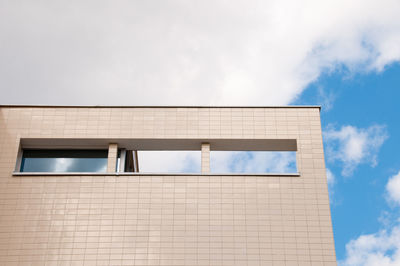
[13,172,300,177]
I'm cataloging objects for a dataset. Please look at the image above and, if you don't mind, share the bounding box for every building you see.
[0,105,336,265]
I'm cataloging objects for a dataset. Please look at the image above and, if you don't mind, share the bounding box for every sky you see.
[1,1,400,264]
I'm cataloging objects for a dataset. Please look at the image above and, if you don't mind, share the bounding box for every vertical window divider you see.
[107,143,118,173]
[119,149,126,173]
[201,143,210,174]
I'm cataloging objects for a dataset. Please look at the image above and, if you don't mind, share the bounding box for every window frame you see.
[18,148,109,173]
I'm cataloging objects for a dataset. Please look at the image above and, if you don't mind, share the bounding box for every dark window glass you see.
[20,150,108,172]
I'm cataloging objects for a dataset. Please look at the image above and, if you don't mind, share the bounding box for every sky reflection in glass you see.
[21,150,108,172]
[211,151,297,173]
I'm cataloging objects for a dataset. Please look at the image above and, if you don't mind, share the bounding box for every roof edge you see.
[0,104,321,109]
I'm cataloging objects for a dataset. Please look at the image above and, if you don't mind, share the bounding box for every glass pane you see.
[211,151,297,173]
[138,151,201,173]
[21,150,108,172]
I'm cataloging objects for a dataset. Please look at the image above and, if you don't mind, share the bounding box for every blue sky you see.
[295,63,400,264]
[1,1,400,265]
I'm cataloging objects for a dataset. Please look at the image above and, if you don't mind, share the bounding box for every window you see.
[116,149,200,173]
[20,149,108,172]
[210,151,297,174]
[16,138,298,175]
[138,151,201,173]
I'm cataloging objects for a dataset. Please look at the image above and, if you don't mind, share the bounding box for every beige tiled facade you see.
[0,106,336,265]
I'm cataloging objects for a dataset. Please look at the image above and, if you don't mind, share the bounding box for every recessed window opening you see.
[211,151,297,173]
[133,151,201,173]
[20,149,108,173]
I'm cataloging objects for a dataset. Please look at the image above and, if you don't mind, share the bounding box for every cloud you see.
[324,124,388,176]
[386,171,400,205]
[1,0,400,105]
[339,225,400,266]
[317,86,336,111]
[326,168,336,202]
[327,168,336,188]
[210,151,297,173]
[340,170,400,266]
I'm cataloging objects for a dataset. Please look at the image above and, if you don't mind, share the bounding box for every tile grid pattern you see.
[0,107,336,265]
[201,143,210,174]
[107,144,118,173]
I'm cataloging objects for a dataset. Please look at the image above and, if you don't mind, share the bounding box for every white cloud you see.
[324,125,388,176]
[326,168,336,203]
[340,170,400,266]
[317,86,336,111]
[327,168,336,188]
[386,171,400,205]
[1,0,400,105]
[339,225,400,266]
[210,151,297,173]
